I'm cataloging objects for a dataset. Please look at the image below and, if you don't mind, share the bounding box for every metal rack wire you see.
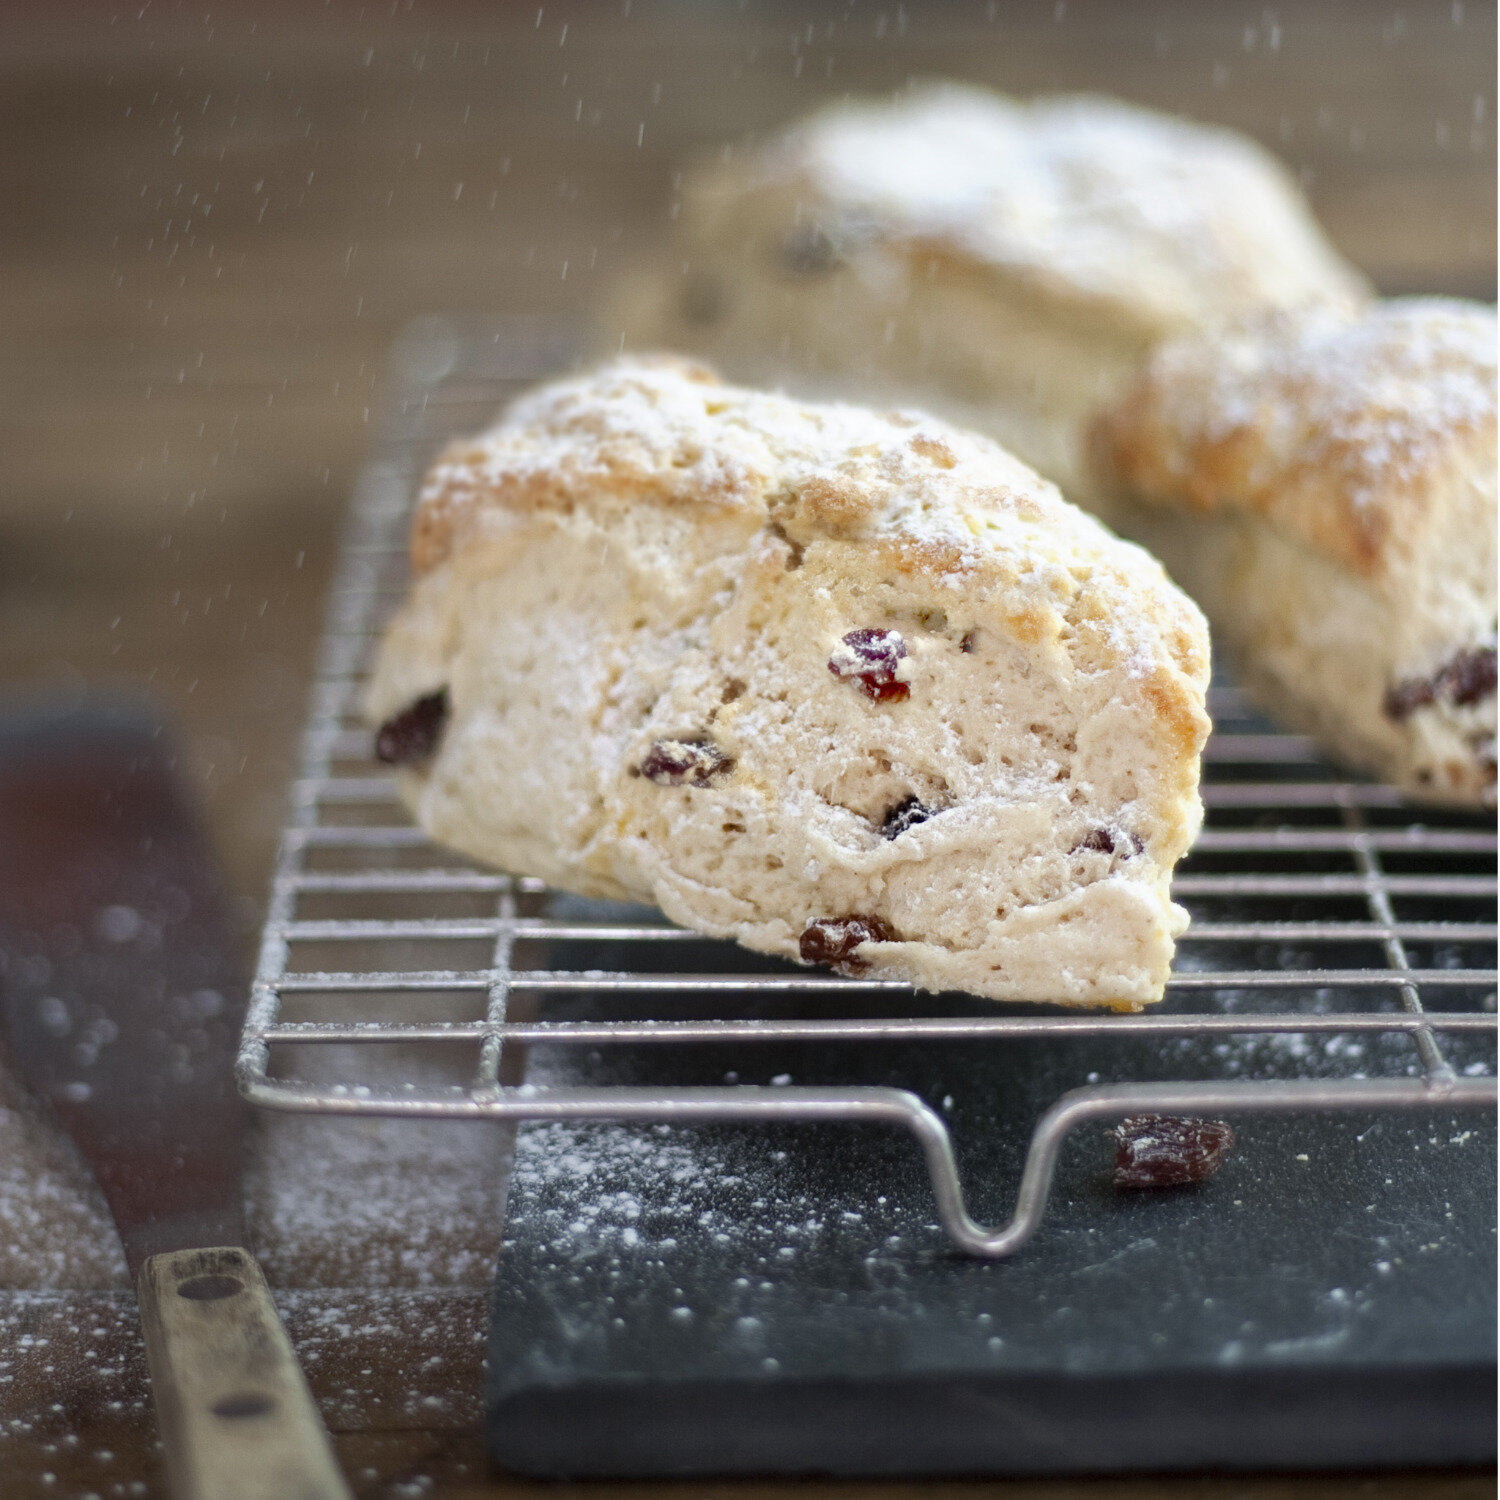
[238,317,1498,1258]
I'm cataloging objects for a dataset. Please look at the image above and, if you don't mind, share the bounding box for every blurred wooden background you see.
[0,2,1493,1496]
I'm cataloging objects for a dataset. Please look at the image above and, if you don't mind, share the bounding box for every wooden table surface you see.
[0,2,1493,1496]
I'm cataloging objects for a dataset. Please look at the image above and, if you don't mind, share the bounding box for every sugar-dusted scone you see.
[1099,298,1496,806]
[368,357,1210,1009]
[612,82,1369,515]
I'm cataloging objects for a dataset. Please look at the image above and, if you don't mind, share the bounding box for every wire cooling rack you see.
[239,317,1498,1258]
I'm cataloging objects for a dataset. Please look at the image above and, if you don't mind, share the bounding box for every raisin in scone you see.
[612,82,1368,516]
[1099,298,1496,806]
[368,357,1210,1009]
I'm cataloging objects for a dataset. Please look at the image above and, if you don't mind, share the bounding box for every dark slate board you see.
[486,907,1496,1478]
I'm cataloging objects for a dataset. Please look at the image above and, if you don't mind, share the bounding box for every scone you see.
[367,357,1211,1009]
[1098,298,1496,806]
[612,82,1368,515]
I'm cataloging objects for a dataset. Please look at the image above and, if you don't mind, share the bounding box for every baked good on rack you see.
[366,357,1211,1009]
[1098,298,1497,806]
[612,82,1369,515]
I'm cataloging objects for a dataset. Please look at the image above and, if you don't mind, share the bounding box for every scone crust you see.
[1101,299,1497,578]
[1099,299,1497,805]
[613,83,1368,506]
[690,83,1369,338]
[372,357,1211,1008]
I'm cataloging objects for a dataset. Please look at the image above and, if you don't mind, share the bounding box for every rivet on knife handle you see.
[137,1245,352,1500]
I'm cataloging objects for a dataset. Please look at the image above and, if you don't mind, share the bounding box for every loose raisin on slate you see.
[799,914,899,974]
[375,689,449,766]
[639,738,734,787]
[778,226,840,275]
[1110,1115,1235,1189]
[881,796,931,839]
[1383,643,1498,721]
[829,628,910,703]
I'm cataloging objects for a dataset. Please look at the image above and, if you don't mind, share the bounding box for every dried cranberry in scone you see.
[1071,828,1115,855]
[880,796,932,839]
[828,628,911,702]
[638,738,734,787]
[799,915,899,974]
[1069,828,1145,858]
[1384,642,1498,721]
[375,689,449,766]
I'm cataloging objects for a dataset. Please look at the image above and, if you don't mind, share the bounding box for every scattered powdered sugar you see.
[243,1046,512,1289]
[0,1044,504,1490]
[243,1108,512,1290]
[0,1069,128,1291]
[501,1051,922,1306]
[0,1041,513,1294]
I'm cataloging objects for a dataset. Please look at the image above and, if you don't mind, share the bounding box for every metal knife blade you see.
[0,698,245,1273]
[0,699,349,1500]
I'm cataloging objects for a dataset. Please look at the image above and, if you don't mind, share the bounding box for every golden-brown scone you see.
[611,82,1369,515]
[368,356,1211,1009]
[1099,298,1497,806]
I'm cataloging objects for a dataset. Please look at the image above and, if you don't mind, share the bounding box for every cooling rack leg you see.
[914,1077,1497,1259]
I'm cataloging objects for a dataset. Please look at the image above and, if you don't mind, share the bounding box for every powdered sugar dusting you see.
[411,356,1190,681]
[501,1049,923,1306]
[416,353,1081,579]
[0,1069,128,1290]
[0,1039,511,1293]
[244,1107,512,1289]
[768,83,1366,333]
[1195,299,1497,514]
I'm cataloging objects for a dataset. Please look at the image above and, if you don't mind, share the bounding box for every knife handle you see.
[137,1245,352,1500]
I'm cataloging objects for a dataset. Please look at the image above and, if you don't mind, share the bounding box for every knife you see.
[0,700,350,1500]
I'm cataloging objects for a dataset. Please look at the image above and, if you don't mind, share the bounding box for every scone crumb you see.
[638,738,735,788]
[828,628,911,702]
